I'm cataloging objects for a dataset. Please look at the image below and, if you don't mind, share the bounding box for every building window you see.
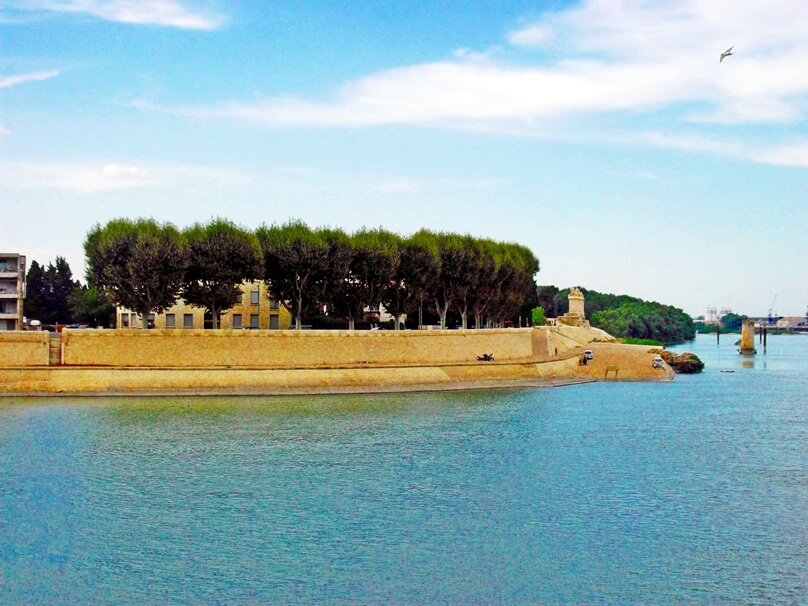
[165,313,176,328]
[269,314,279,330]
[250,290,260,305]
[121,313,129,328]
[269,298,280,310]
[250,314,259,328]
[232,314,243,329]
[183,314,194,329]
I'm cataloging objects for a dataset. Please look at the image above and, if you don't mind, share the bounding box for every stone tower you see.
[568,287,585,320]
[557,287,589,327]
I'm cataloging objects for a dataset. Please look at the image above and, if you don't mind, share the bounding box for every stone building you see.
[0,254,26,331]
[117,281,292,330]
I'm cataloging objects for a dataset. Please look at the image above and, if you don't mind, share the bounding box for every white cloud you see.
[0,161,151,192]
[167,1,808,143]
[8,0,224,30]
[754,144,808,168]
[0,160,252,193]
[0,69,59,89]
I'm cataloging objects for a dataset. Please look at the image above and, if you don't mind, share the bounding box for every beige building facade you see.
[118,281,292,330]
[0,253,26,331]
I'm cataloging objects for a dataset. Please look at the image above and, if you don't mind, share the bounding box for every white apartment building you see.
[0,253,26,330]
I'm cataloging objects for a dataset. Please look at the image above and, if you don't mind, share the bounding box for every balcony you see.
[0,263,20,278]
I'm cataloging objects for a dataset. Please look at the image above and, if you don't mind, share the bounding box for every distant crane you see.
[768,294,778,325]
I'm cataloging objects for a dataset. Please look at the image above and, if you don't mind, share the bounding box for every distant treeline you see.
[696,313,748,333]
[85,218,540,330]
[536,285,696,344]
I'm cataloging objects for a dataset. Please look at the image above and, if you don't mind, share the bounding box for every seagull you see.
[720,46,733,62]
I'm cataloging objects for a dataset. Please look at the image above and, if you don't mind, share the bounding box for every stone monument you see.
[557,287,590,328]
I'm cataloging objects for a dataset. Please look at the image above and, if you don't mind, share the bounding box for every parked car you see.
[583,350,594,361]
[652,356,664,368]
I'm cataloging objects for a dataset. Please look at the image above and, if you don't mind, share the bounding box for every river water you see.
[1,334,806,604]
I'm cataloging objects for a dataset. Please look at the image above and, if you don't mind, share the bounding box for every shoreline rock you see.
[654,349,704,374]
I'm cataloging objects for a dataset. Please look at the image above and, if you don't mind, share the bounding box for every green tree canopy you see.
[85,218,187,328]
[69,286,116,328]
[23,260,47,322]
[381,234,440,330]
[24,257,79,324]
[330,228,399,330]
[181,219,263,329]
[591,301,696,344]
[256,220,330,330]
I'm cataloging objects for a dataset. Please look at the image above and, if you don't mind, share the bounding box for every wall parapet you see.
[61,328,538,368]
[0,331,50,366]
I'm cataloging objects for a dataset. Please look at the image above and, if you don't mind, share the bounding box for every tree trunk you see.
[295,296,302,330]
[211,307,219,329]
[394,313,402,331]
[348,317,355,331]
[436,298,448,330]
[141,311,149,329]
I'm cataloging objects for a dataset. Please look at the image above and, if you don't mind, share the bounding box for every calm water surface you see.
[1,334,806,604]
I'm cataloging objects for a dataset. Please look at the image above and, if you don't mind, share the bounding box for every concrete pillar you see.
[740,320,757,355]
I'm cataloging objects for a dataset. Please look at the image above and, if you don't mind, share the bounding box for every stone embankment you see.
[0,326,674,396]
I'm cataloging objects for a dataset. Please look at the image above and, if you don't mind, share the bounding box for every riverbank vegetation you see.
[84,218,540,330]
[536,286,696,344]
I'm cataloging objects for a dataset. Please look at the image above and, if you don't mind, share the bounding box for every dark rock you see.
[671,352,704,373]
[651,349,704,373]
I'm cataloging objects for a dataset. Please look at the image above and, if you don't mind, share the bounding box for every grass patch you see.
[618,337,662,346]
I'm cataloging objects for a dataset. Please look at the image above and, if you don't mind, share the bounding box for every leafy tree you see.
[382,234,439,330]
[45,257,78,324]
[85,218,188,329]
[23,260,47,322]
[467,239,500,329]
[23,257,78,324]
[256,220,330,330]
[314,227,355,327]
[330,228,399,330]
[449,235,486,330]
[717,312,748,332]
[531,306,546,326]
[591,301,695,344]
[489,244,539,327]
[181,220,263,329]
[536,285,560,319]
[69,286,116,327]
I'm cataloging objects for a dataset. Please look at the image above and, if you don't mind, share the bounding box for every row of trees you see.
[535,285,696,344]
[25,258,116,327]
[85,218,540,330]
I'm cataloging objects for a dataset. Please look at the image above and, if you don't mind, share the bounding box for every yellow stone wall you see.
[0,331,50,366]
[61,328,536,368]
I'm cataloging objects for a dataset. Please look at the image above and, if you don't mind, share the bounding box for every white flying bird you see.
[720,46,733,62]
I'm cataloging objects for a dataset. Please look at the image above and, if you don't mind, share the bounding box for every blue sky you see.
[1,0,806,317]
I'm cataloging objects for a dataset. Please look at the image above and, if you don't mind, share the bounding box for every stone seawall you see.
[61,327,537,368]
[0,327,673,396]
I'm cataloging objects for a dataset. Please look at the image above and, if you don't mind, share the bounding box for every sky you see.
[1,0,807,318]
